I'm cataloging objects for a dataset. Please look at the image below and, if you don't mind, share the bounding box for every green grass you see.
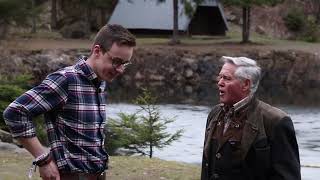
[106,156,201,180]
[134,24,320,54]
[135,23,318,46]
[0,151,42,180]
[0,150,201,180]
[3,25,320,53]
[10,29,63,40]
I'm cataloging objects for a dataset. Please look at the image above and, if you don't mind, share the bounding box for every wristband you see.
[28,152,52,179]
[33,152,52,167]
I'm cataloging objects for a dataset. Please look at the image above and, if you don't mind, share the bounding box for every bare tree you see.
[222,0,284,43]
[170,0,180,44]
[51,0,57,30]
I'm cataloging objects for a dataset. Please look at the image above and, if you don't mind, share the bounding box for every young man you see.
[201,56,301,180]
[3,24,136,180]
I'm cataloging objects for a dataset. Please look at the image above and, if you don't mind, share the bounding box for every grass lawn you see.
[1,25,320,54]
[0,150,201,180]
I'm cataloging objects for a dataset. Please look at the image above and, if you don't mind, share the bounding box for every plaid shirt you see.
[3,57,108,173]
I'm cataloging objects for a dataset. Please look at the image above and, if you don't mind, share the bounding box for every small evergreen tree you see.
[106,89,183,158]
[283,7,305,32]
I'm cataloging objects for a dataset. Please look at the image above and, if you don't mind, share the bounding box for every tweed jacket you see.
[201,98,301,180]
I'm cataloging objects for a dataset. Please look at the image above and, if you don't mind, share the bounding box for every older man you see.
[201,56,301,180]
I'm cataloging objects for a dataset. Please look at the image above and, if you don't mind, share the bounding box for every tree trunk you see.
[242,6,251,43]
[0,22,9,40]
[31,0,37,33]
[248,7,251,41]
[149,143,153,158]
[85,1,92,36]
[170,0,180,45]
[99,8,106,28]
[51,0,57,30]
[316,2,320,24]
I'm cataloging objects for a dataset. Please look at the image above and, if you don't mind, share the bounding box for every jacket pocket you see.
[253,138,271,175]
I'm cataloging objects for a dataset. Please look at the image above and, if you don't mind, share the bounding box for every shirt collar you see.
[233,94,253,113]
[75,56,99,82]
[220,94,253,114]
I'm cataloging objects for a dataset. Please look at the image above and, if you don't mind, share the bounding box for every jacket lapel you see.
[203,107,222,159]
[240,99,260,160]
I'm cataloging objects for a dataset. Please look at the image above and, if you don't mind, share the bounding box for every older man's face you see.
[217,63,248,105]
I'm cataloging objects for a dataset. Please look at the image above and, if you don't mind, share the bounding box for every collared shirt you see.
[221,94,253,134]
[3,57,108,173]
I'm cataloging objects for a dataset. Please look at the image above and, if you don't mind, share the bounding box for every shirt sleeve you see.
[3,72,69,138]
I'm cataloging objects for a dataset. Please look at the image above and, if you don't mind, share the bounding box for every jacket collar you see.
[204,95,262,160]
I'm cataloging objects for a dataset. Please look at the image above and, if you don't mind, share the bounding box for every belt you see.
[60,171,105,180]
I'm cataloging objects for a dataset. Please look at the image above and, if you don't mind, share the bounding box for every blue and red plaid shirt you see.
[3,57,108,173]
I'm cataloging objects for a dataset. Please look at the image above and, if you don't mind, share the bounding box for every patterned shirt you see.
[3,57,108,173]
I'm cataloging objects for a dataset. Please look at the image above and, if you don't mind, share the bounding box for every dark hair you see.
[93,24,136,53]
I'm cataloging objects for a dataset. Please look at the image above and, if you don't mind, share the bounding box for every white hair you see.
[220,56,261,94]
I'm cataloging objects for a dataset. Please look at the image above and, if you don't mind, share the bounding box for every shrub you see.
[302,16,320,42]
[0,84,25,131]
[0,74,48,145]
[283,7,305,32]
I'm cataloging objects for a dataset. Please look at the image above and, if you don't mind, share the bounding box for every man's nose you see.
[217,78,223,86]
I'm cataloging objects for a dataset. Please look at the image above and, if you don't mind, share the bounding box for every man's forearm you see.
[18,137,48,158]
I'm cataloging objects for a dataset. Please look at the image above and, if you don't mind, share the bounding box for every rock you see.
[182,57,196,64]
[1,48,320,90]
[184,85,193,94]
[149,74,165,81]
[134,71,144,80]
[60,21,90,39]
[0,141,19,151]
[184,68,194,78]
[0,141,27,154]
[256,25,266,35]
[0,129,13,143]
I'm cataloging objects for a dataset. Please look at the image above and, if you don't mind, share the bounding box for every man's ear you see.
[92,45,101,57]
[242,79,251,92]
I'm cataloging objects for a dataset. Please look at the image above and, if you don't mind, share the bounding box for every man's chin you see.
[104,78,114,83]
[219,97,225,104]
[100,75,116,83]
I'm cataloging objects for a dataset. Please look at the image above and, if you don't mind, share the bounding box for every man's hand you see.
[39,160,60,180]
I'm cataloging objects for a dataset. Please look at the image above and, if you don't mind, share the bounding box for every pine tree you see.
[106,89,183,158]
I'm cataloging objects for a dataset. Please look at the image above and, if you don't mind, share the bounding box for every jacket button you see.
[216,153,222,159]
[214,173,219,179]
[205,163,208,167]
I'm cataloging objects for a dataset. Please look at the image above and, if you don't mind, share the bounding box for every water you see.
[106,103,320,180]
